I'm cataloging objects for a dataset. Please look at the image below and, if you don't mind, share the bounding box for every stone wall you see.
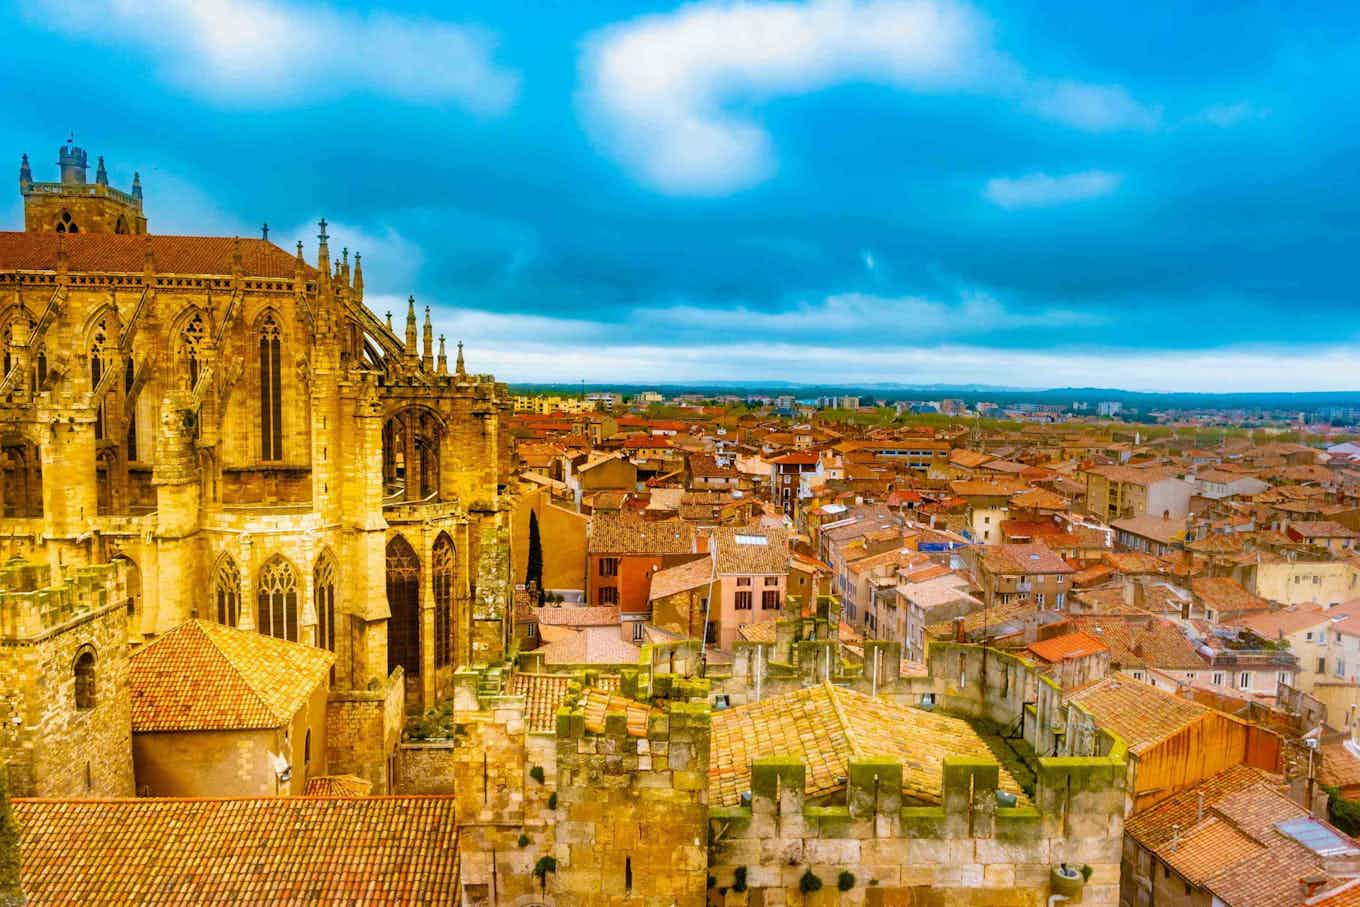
[708,751,1126,907]
[324,667,404,793]
[394,742,457,794]
[551,701,710,907]
[0,561,134,798]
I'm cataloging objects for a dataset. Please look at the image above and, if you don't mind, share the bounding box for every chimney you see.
[953,615,966,643]
[1170,823,1180,851]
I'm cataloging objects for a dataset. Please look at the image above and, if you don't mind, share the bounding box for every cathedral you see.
[0,138,516,729]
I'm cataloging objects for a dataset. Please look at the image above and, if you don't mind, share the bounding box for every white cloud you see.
[650,289,1101,337]
[426,311,1360,393]
[579,0,1158,194]
[285,221,426,292]
[984,170,1122,210]
[1195,101,1268,128]
[24,0,519,111]
[1023,81,1161,131]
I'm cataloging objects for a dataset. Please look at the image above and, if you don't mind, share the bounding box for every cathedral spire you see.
[341,247,350,287]
[405,296,418,355]
[131,171,142,202]
[455,340,465,377]
[352,252,364,301]
[422,306,434,371]
[316,218,330,281]
[95,155,108,187]
[437,334,449,376]
[18,153,31,189]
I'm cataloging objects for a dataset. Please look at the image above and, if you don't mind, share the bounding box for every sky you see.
[1,0,1358,392]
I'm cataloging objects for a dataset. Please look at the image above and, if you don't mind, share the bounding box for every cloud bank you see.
[579,0,1159,195]
[24,0,520,111]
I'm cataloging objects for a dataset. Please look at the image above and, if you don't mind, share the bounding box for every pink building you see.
[710,527,790,649]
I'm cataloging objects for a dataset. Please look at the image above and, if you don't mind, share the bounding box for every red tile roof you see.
[0,231,315,278]
[1026,631,1108,663]
[15,796,459,904]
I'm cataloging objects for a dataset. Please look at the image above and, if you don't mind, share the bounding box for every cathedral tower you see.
[20,138,147,235]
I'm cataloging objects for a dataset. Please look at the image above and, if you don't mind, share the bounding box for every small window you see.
[1211,672,1224,686]
[764,576,778,587]
[1239,672,1251,690]
[632,621,644,642]
[737,577,752,587]
[74,649,96,710]
[762,590,781,610]
[599,557,620,577]
[304,729,312,768]
[598,586,619,606]
[735,591,753,610]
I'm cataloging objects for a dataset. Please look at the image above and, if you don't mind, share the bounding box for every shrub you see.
[732,866,747,893]
[837,870,855,892]
[532,856,557,893]
[1079,864,1093,882]
[799,869,822,893]
[517,833,529,848]
[529,765,546,784]
[547,792,558,810]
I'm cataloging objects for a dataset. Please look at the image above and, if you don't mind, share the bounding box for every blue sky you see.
[2,0,1357,391]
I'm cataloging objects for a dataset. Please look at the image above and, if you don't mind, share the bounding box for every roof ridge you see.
[197,620,294,725]
[824,682,865,758]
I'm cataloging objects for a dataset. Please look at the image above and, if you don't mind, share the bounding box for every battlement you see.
[708,750,1123,903]
[0,559,124,640]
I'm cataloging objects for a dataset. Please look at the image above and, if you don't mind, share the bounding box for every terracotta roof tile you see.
[708,682,1025,807]
[129,620,333,732]
[0,231,314,278]
[587,514,695,554]
[1025,631,1108,663]
[15,796,459,904]
[1066,677,1209,753]
[302,774,373,797]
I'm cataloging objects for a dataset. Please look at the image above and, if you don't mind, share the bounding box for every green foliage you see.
[525,510,544,595]
[517,833,529,848]
[707,875,716,889]
[404,701,456,741]
[533,855,558,892]
[837,870,856,892]
[1325,785,1360,836]
[529,765,546,784]
[799,869,823,893]
[1079,864,1093,882]
[0,770,20,905]
[547,791,558,810]
[732,866,747,893]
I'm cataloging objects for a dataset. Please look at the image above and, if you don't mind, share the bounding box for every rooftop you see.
[708,682,1026,807]
[0,231,315,279]
[129,620,333,732]
[14,796,459,904]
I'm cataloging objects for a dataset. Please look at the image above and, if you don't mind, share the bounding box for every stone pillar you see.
[151,391,201,629]
[39,409,97,539]
[0,764,20,906]
[471,514,509,664]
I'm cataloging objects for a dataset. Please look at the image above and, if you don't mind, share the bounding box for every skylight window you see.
[1276,818,1360,857]
[734,534,768,546]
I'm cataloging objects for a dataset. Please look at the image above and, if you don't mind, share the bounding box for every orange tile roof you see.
[0,231,314,278]
[15,796,458,904]
[1067,677,1210,753]
[302,774,373,797]
[129,620,333,732]
[1025,631,1108,663]
[1160,817,1265,885]
[708,682,1025,807]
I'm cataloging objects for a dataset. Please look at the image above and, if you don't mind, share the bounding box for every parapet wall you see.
[709,749,1126,906]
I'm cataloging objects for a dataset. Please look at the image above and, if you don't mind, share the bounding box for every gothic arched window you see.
[314,551,337,655]
[89,315,112,440]
[178,312,206,390]
[257,556,299,642]
[258,313,283,461]
[386,536,421,677]
[124,357,138,461]
[213,555,241,627]
[74,649,96,710]
[115,214,129,235]
[432,534,454,668]
[55,210,78,234]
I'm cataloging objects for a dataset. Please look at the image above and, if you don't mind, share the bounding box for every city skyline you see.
[3,0,1357,390]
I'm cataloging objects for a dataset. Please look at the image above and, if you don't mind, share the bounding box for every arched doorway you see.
[386,536,421,678]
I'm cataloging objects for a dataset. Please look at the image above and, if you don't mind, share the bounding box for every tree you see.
[525,510,544,600]
[0,767,21,907]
